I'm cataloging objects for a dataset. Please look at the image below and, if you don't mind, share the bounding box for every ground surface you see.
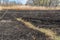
[0,10,60,40]
[0,20,52,40]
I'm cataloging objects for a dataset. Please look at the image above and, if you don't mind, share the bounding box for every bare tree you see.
[26,0,34,6]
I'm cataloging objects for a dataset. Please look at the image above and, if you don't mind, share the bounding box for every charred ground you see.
[0,10,60,40]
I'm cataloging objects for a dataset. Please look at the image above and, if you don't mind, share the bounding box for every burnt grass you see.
[0,10,60,40]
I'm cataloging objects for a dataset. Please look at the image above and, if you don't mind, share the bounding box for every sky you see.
[9,0,28,4]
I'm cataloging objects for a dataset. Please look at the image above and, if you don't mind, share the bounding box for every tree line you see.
[0,0,60,7]
[26,0,60,7]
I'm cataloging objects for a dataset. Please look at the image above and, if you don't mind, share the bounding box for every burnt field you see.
[0,10,60,40]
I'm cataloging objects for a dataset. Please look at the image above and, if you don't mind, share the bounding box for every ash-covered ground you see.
[0,10,60,40]
[0,20,52,40]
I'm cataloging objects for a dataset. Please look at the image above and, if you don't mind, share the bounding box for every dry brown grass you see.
[16,18,57,40]
[0,5,60,10]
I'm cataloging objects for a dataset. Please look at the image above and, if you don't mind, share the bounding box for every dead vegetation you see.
[16,18,59,40]
[0,5,60,10]
[0,8,60,40]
